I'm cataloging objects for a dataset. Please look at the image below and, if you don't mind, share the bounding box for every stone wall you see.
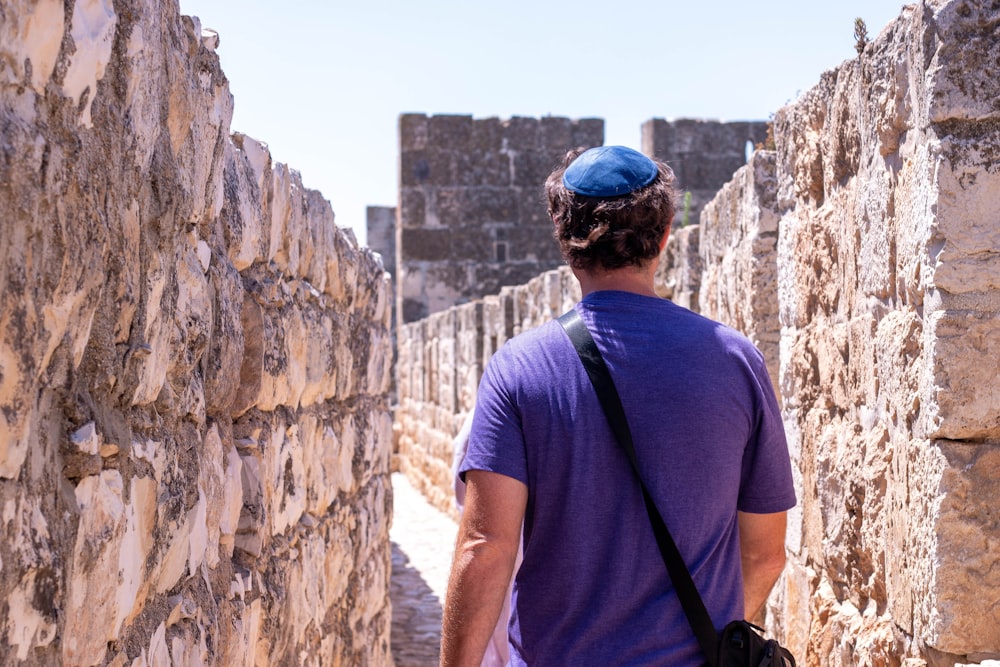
[669,2,1000,664]
[395,267,580,518]
[392,1,1000,664]
[0,1,394,665]
[697,149,782,399]
[655,224,703,311]
[764,2,1000,664]
[642,118,769,228]
[396,113,603,324]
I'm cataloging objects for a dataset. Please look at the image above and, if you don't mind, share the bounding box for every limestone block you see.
[219,442,243,555]
[122,18,161,172]
[365,326,393,396]
[923,442,1000,654]
[923,311,1000,440]
[64,471,125,666]
[6,569,58,661]
[765,558,811,662]
[222,140,267,271]
[152,496,196,595]
[218,598,264,666]
[198,425,227,569]
[252,420,305,538]
[268,163,306,276]
[232,295,264,416]
[255,305,302,411]
[165,245,213,419]
[113,477,157,634]
[698,151,780,388]
[146,622,170,666]
[235,451,265,558]
[110,201,143,345]
[304,189,338,294]
[932,132,1000,295]
[299,416,352,513]
[373,270,394,329]
[125,252,172,406]
[64,0,117,127]
[187,488,209,576]
[349,539,390,627]
[436,317,458,414]
[294,306,336,408]
[782,408,804,558]
[925,1,1000,123]
[329,228,362,306]
[273,533,329,655]
[0,251,101,480]
[772,70,837,211]
[204,257,246,417]
[456,304,483,413]
[358,413,384,491]
[169,628,209,665]
[0,0,64,94]
[163,71,229,225]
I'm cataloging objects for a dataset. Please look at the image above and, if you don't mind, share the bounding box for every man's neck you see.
[572,262,659,298]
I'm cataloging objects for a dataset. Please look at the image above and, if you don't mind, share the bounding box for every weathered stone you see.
[64,0,117,128]
[394,3,1000,664]
[642,117,768,227]
[395,265,582,517]
[63,471,126,666]
[0,0,393,663]
[656,224,702,311]
[394,114,603,324]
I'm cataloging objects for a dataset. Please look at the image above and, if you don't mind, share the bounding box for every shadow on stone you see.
[390,541,444,667]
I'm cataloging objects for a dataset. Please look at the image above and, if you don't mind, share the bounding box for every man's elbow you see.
[762,548,787,578]
[454,532,519,569]
[746,544,786,584]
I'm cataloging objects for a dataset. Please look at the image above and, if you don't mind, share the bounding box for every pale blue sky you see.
[178,0,909,246]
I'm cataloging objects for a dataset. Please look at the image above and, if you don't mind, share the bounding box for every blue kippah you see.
[562,145,658,197]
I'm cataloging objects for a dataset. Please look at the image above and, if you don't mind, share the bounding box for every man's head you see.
[546,145,676,273]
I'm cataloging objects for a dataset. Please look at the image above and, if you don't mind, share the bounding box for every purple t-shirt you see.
[460,291,796,666]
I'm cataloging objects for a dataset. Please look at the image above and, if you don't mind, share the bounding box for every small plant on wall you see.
[854,17,869,54]
[680,191,693,227]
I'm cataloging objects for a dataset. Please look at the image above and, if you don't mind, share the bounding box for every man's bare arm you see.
[441,470,527,667]
[738,510,787,621]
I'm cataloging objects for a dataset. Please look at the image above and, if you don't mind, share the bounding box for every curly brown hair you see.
[546,147,677,272]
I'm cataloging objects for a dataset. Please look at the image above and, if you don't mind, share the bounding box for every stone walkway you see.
[390,472,458,667]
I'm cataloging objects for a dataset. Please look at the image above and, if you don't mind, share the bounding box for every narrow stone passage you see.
[390,473,458,666]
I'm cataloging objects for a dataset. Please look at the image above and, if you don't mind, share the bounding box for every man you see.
[441,145,795,666]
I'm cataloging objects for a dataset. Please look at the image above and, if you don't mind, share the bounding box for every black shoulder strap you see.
[558,308,720,667]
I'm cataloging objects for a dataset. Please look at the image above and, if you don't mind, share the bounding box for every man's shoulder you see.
[665,304,765,358]
[483,319,575,392]
[495,319,566,358]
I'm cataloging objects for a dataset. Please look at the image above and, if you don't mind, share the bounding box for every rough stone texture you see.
[0,1,394,664]
[685,2,1000,664]
[656,224,703,311]
[698,150,782,399]
[770,1,1000,663]
[393,2,1000,665]
[394,267,580,518]
[396,113,603,324]
[642,117,769,228]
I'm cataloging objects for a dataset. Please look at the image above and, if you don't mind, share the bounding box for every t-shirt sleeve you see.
[458,349,530,486]
[737,352,797,514]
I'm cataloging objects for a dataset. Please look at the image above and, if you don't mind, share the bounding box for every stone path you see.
[390,472,458,667]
